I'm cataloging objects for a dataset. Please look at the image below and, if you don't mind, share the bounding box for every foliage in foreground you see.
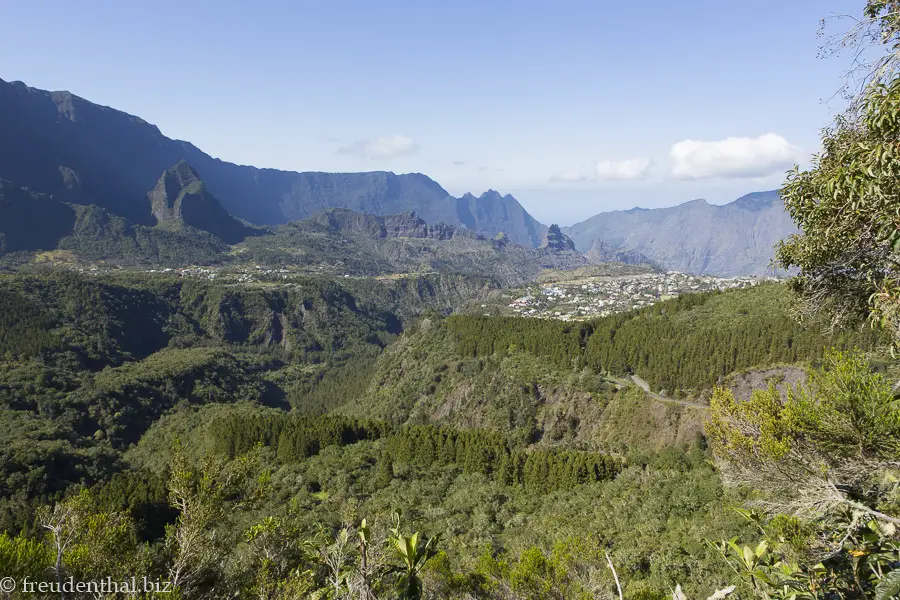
[709,350,900,598]
[776,1,900,345]
[0,438,741,600]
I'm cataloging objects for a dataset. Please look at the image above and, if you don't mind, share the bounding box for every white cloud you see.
[339,135,419,160]
[551,170,590,183]
[595,157,652,180]
[669,133,800,180]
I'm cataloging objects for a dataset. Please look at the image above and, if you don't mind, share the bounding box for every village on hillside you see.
[500,271,777,320]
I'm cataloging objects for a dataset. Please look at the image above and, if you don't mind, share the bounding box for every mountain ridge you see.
[0,77,546,247]
[563,190,796,276]
[238,208,586,285]
[0,76,799,275]
[0,168,585,285]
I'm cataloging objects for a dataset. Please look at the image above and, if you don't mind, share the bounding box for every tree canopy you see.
[777,1,900,343]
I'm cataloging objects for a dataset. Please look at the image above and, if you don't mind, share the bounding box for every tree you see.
[776,1,900,343]
[375,453,394,489]
[164,442,254,596]
[776,76,900,341]
[820,1,900,100]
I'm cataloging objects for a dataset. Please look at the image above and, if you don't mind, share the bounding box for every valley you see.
[0,267,886,598]
[0,101,892,597]
[2,3,899,595]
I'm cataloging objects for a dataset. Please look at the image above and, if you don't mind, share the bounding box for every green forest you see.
[449,284,886,395]
[3,1,900,598]
[0,253,897,599]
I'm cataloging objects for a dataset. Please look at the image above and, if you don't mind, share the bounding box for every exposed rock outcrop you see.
[148,161,250,243]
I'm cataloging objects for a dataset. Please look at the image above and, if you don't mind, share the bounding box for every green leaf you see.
[875,568,900,600]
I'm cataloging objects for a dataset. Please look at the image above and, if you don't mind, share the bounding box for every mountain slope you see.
[563,191,797,276]
[539,224,576,251]
[149,161,251,244]
[0,171,578,281]
[0,179,228,265]
[0,179,76,253]
[337,317,706,448]
[585,239,659,268]
[456,190,546,247]
[59,204,229,265]
[0,77,545,246]
[238,209,586,285]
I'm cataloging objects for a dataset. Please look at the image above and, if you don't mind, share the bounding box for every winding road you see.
[607,374,710,410]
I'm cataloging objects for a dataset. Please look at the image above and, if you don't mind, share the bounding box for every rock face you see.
[563,191,798,276]
[0,78,546,247]
[535,224,588,271]
[148,161,249,243]
[585,239,658,268]
[311,209,468,241]
[539,224,576,252]
[0,178,228,265]
[456,191,547,248]
[247,208,585,286]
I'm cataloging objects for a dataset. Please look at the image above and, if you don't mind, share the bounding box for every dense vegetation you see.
[0,256,896,599]
[0,270,413,532]
[777,12,900,342]
[707,349,900,598]
[450,284,885,395]
[210,412,622,493]
[210,412,391,460]
[58,204,230,266]
[0,266,782,598]
[385,424,622,492]
[0,182,232,267]
[0,422,748,599]
[6,3,900,589]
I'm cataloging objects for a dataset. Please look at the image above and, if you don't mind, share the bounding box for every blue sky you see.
[0,0,867,224]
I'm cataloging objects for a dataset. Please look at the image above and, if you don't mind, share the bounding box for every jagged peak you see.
[161,160,202,188]
[149,162,205,223]
[147,161,249,243]
[540,223,576,252]
[459,190,509,202]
